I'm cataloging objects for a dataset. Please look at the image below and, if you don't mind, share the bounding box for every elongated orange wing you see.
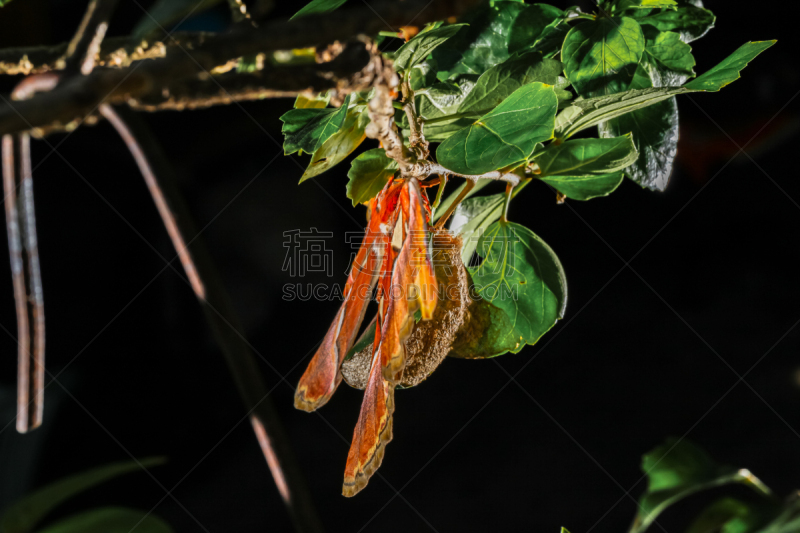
[403,178,438,320]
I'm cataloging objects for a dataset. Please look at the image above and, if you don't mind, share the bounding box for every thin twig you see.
[3,134,44,433]
[434,178,475,229]
[99,104,323,533]
[18,133,45,431]
[63,0,120,75]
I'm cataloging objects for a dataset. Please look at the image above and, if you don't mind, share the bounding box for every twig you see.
[62,0,120,75]
[99,104,323,533]
[0,0,482,137]
[434,178,475,229]
[3,134,45,433]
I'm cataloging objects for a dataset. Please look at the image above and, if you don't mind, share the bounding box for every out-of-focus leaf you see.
[436,82,558,175]
[291,0,348,19]
[631,439,772,533]
[468,221,567,353]
[280,96,350,155]
[0,458,165,533]
[393,24,467,72]
[508,3,564,54]
[449,193,506,263]
[432,1,526,80]
[616,0,677,11]
[299,104,368,182]
[562,17,645,97]
[346,149,398,206]
[685,498,764,533]
[36,507,173,533]
[132,0,221,42]
[294,93,331,109]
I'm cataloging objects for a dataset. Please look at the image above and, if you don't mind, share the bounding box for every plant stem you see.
[99,105,323,533]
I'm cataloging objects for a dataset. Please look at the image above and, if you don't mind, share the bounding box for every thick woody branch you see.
[0,0,481,136]
[130,39,391,112]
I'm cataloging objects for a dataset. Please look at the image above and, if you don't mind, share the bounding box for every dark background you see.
[0,1,798,531]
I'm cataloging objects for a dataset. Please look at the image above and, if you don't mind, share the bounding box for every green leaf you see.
[508,4,565,54]
[635,4,716,43]
[684,40,776,92]
[539,172,624,201]
[686,498,764,533]
[458,53,565,115]
[0,458,165,533]
[294,93,330,109]
[346,149,398,206]
[432,1,527,80]
[393,24,468,72]
[280,96,350,156]
[642,26,696,84]
[468,221,567,352]
[631,439,772,533]
[132,0,221,41]
[616,0,677,11]
[599,95,678,191]
[562,17,645,97]
[299,104,368,182]
[436,82,558,175]
[536,135,638,176]
[291,0,348,19]
[415,76,480,142]
[36,507,173,533]
[450,193,506,263]
[555,39,774,139]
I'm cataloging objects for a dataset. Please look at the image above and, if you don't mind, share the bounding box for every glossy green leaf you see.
[394,24,467,72]
[0,458,165,533]
[291,0,348,19]
[280,96,349,156]
[450,193,506,263]
[684,40,776,92]
[436,82,558,175]
[562,17,645,97]
[508,4,564,54]
[415,76,479,142]
[458,53,564,115]
[432,1,526,80]
[631,439,771,533]
[36,507,173,533]
[539,172,623,201]
[635,4,715,43]
[346,149,398,206]
[536,135,638,176]
[299,104,368,182]
[132,0,221,41]
[468,221,567,352]
[643,26,696,83]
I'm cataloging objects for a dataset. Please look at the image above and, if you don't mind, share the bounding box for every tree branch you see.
[0,0,481,136]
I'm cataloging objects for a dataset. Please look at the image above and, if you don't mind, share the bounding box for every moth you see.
[294,176,440,496]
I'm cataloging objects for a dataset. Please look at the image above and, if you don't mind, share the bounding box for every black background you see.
[0,1,799,532]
